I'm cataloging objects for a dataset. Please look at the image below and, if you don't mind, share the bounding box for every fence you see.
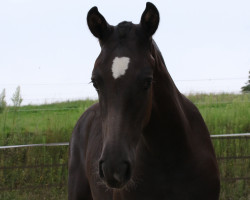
[1,76,248,105]
[0,134,249,200]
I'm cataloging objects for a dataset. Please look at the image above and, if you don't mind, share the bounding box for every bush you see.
[0,89,7,113]
[241,71,250,93]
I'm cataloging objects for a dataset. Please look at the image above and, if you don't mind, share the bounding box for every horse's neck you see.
[144,41,191,156]
[151,41,187,125]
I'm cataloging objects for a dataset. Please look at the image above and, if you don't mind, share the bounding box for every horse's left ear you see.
[140,2,160,37]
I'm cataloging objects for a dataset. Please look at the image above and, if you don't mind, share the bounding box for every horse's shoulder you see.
[76,103,100,129]
[70,103,100,149]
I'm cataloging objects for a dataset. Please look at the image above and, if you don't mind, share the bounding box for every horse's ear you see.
[140,2,159,37]
[87,6,112,40]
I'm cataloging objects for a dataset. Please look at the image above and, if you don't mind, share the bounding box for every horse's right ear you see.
[87,7,112,40]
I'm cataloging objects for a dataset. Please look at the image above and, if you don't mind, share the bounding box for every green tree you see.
[0,89,7,113]
[241,71,250,93]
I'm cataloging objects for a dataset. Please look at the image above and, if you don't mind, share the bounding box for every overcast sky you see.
[0,0,249,105]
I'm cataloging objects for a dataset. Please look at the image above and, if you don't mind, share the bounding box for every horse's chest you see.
[112,172,191,200]
[86,133,193,200]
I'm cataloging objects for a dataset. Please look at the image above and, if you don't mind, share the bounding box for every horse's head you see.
[87,2,159,189]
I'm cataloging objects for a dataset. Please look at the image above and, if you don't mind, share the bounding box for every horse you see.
[68,2,220,200]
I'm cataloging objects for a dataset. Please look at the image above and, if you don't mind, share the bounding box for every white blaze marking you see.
[112,57,130,79]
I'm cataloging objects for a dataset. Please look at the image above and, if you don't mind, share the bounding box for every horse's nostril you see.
[98,159,132,188]
[123,161,131,181]
[99,160,104,179]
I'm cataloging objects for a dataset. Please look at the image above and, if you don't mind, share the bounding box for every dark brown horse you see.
[68,2,220,200]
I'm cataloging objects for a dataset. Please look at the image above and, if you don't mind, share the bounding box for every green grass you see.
[0,146,68,200]
[0,93,249,146]
[0,99,96,146]
[212,137,250,199]
[0,93,249,199]
[189,93,250,134]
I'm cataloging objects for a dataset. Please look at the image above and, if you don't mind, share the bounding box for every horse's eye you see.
[143,78,153,90]
[91,79,99,91]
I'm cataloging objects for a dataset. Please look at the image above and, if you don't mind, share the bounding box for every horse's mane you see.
[151,39,174,82]
[150,39,186,110]
[151,39,167,68]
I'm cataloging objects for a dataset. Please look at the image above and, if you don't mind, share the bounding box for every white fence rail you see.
[0,133,249,149]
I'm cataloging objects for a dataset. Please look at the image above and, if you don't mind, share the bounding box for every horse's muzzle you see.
[99,160,131,189]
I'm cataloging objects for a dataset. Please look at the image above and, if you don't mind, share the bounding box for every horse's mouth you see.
[105,178,128,189]
[101,172,131,189]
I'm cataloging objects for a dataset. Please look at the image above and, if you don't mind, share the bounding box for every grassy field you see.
[0,93,249,199]
[0,99,96,146]
[0,93,249,146]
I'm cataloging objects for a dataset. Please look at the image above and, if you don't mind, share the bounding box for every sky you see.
[0,0,249,105]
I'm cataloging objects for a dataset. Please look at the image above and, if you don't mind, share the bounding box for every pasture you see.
[0,93,249,199]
